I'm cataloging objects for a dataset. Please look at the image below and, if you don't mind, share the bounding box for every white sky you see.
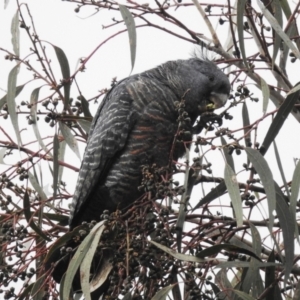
[1,0,233,193]
[1,1,300,296]
[1,0,300,224]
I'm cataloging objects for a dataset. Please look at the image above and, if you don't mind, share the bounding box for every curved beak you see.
[209,92,229,109]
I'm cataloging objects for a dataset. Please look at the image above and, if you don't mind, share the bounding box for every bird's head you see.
[170,58,231,117]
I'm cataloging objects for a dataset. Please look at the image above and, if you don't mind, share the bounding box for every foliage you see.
[0,0,300,299]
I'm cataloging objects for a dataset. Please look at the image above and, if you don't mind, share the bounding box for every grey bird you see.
[69,58,230,228]
[52,58,231,297]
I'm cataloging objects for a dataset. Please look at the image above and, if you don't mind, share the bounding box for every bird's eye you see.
[209,75,214,81]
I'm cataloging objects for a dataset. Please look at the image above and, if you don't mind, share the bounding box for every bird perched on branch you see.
[69,57,230,228]
[51,57,230,296]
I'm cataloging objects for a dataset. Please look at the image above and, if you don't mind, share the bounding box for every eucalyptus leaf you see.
[245,148,275,230]
[23,192,50,241]
[7,64,22,146]
[80,221,106,300]
[193,181,226,210]
[221,137,235,172]
[224,164,243,227]
[0,148,10,165]
[11,10,20,57]
[237,0,249,68]
[30,87,52,156]
[242,102,251,149]
[275,184,294,286]
[28,172,48,201]
[260,85,300,155]
[290,160,300,242]
[151,285,175,300]
[232,290,256,300]
[0,84,24,110]
[53,134,59,198]
[150,241,208,263]
[261,77,270,114]
[59,121,81,160]
[62,222,106,300]
[272,0,283,64]
[119,5,137,72]
[257,0,300,59]
[52,44,71,107]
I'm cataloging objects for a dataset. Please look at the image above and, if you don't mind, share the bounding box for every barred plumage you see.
[69,58,231,228]
[51,59,230,295]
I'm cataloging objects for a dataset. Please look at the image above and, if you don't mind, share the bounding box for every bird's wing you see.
[69,79,137,226]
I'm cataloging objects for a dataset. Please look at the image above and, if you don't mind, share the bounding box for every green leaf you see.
[232,290,256,300]
[237,0,249,69]
[43,212,68,224]
[58,140,66,183]
[119,5,137,72]
[30,87,52,156]
[28,171,48,201]
[0,84,24,110]
[216,261,278,269]
[275,183,294,286]
[11,11,20,57]
[242,102,251,153]
[260,85,300,155]
[221,137,235,172]
[18,282,34,300]
[290,160,300,242]
[0,148,9,165]
[80,221,106,300]
[59,121,81,160]
[193,181,226,210]
[89,252,113,292]
[122,293,132,300]
[62,242,94,298]
[215,269,233,298]
[78,119,92,133]
[208,281,221,298]
[279,0,291,18]
[176,148,194,252]
[79,95,92,118]
[261,77,270,114]
[266,249,275,278]
[62,221,106,300]
[23,192,51,241]
[249,223,261,256]
[31,273,46,300]
[169,266,180,300]
[257,0,300,59]
[287,83,300,95]
[279,25,294,76]
[245,148,275,230]
[197,243,261,261]
[150,241,208,263]
[18,283,34,300]
[265,250,278,300]
[272,0,283,64]
[44,223,90,268]
[53,45,71,107]
[7,64,22,146]
[224,164,243,227]
[151,284,175,300]
[246,224,264,296]
[273,141,289,197]
[293,281,300,300]
[53,134,59,198]
[230,236,254,252]
[59,273,67,299]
